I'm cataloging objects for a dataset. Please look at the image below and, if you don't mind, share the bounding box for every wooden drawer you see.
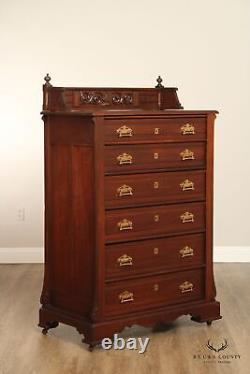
[106,202,205,242]
[104,142,206,174]
[104,117,206,144]
[105,233,205,280]
[104,269,204,316]
[105,170,205,208]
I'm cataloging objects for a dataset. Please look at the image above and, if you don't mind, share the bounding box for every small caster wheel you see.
[41,321,58,335]
[42,328,48,335]
[207,320,212,326]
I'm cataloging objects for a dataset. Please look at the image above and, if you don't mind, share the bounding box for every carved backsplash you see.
[42,75,183,111]
[79,91,134,106]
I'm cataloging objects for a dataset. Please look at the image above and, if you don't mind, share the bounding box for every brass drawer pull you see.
[117,254,133,267]
[181,123,195,135]
[180,212,194,223]
[119,290,134,303]
[154,214,160,222]
[117,184,133,197]
[179,246,194,258]
[179,281,193,293]
[180,149,195,161]
[154,127,160,135]
[180,179,195,191]
[117,219,133,231]
[116,125,133,138]
[117,153,133,165]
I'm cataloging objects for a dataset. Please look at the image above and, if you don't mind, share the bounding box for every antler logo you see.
[207,339,228,353]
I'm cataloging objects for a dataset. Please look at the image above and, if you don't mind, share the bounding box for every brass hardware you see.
[117,153,133,165]
[154,181,159,189]
[181,123,195,135]
[116,125,133,138]
[180,212,194,223]
[153,247,159,255]
[154,214,160,222]
[154,152,159,159]
[117,184,133,197]
[180,179,195,191]
[119,290,134,303]
[180,149,195,161]
[154,284,159,292]
[179,246,194,258]
[179,281,194,293]
[154,128,160,135]
[117,254,133,267]
[117,219,133,231]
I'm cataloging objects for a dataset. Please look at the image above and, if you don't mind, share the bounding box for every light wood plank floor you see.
[0,264,249,374]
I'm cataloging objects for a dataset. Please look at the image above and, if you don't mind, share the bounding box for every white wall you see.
[0,0,249,250]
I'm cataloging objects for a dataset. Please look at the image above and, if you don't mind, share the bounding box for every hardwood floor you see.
[0,264,249,374]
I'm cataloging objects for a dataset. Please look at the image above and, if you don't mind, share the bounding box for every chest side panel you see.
[44,115,95,316]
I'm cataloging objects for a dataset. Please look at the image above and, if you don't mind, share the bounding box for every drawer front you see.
[106,202,205,242]
[104,269,204,316]
[106,233,205,280]
[105,170,205,208]
[104,143,206,174]
[104,117,206,143]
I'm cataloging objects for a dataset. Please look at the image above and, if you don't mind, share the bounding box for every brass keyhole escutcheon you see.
[154,152,159,159]
[154,128,160,135]
[153,247,159,255]
[154,181,159,189]
[154,284,159,292]
[154,214,159,222]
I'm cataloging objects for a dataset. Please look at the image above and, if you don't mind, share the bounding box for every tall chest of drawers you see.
[39,75,221,349]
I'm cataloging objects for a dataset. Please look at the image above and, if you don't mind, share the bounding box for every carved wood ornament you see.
[79,91,134,106]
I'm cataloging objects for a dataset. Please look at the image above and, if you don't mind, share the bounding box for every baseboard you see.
[0,246,249,264]
[213,246,250,262]
[0,247,44,263]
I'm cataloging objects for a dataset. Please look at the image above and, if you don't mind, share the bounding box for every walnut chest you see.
[39,75,221,349]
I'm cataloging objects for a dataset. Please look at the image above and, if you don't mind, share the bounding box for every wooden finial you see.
[155,75,164,88]
[44,73,52,87]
